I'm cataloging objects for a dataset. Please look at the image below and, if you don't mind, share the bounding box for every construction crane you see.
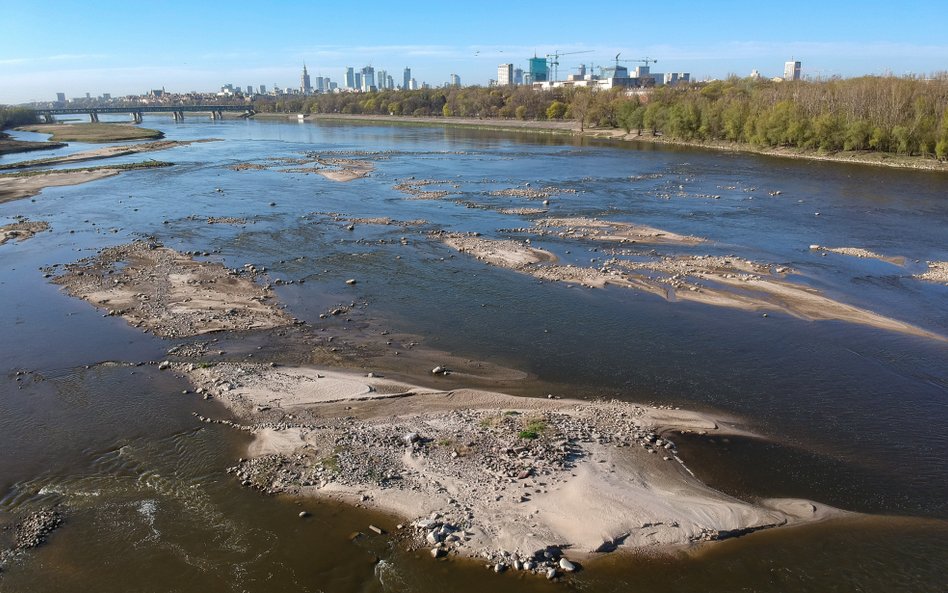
[545,49,593,82]
[610,53,658,69]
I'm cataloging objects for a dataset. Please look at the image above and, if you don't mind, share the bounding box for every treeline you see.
[616,75,948,158]
[0,106,39,129]
[252,86,594,122]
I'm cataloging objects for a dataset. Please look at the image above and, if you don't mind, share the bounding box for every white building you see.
[497,63,513,86]
[784,60,801,81]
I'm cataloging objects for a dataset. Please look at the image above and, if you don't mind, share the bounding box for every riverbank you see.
[0,139,218,171]
[15,123,164,143]
[280,113,948,173]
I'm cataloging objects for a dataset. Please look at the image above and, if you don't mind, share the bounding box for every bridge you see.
[38,105,255,123]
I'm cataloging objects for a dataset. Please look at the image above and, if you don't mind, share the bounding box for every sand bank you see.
[914,261,948,285]
[536,217,705,245]
[231,153,375,182]
[809,245,905,265]
[0,139,216,171]
[0,219,49,245]
[0,169,121,203]
[441,235,945,341]
[178,362,842,573]
[52,241,292,338]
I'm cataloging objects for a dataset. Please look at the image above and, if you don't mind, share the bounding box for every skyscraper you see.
[354,72,362,90]
[56,92,66,103]
[784,60,801,81]
[301,64,312,95]
[528,56,548,83]
[449,73,461,88]
[497,64,513,86]
[377,69,388,89]
[513,68,524,86]
[403,67,411,90]
[345,67,355,89]
[361,66,375,91]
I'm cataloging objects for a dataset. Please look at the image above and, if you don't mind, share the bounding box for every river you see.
[0,116,945,592]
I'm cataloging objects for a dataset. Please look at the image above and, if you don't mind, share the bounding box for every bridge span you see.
[39,105,255,123]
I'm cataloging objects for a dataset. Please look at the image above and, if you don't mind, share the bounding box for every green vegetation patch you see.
[16,123,164,143]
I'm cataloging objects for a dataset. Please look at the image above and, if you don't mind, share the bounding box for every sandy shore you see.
[0,219,49,245]
[178,361,842,573]
[51,241,292,338]
[536,217,705,246]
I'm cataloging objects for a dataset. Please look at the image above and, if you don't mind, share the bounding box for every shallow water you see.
[0,116,946,591]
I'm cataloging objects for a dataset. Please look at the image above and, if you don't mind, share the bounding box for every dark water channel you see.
[0,117,946,592]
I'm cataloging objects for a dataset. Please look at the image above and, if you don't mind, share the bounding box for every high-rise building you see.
[360,66,375,91]
[513,68,524,85]
[528,56,548,83]
[377,70,388,89]
[247,85,253,95]
[259,84,267,95]
[301,64,312,95]
[345,67,355,89]
[409,78,418,90]
[354,72,362,90]
[449,73,461,87]
[784,60,801,81]
[56,92,66,103]
[497,63,513,86]
[403,67,411,90]
[387,75,394,89]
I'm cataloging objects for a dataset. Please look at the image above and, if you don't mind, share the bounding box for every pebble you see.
[559,558,576,572]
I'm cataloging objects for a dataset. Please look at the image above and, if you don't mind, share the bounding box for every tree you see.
[546,100,567,120]
[568,90,593,131]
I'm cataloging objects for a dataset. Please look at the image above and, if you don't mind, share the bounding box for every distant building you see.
[403,67,411,90]
[56,92,66,103]
[377,69,388,89]
[513,68,524,85]
[784,60,801,81]
[497,63,513,86]
[354,72,362,90]
[409,78,418,90]
[386,75,394,89]
[246,86,253,95]
[345,67,355,89]
[259,84,267,95]
[750,69,761,80]
[664,72,690,85]
[360,66,375,91]
[301,64,312,95]
[528,56,548,83]
[449,73,461,87]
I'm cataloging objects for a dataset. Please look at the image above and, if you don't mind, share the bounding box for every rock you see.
[402,432,420,445]
[299,511,310,518]
[559,558,576,572]
[494,563,506,573]
[431,366,446,375]
[368,524,384,535]
[546,568,557,580]
[426,530,442,545]
[158,361,171,370]
[431,547,445,558]
[345,279,357,285]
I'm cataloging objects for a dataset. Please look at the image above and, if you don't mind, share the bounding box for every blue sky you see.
[2,0,947,103]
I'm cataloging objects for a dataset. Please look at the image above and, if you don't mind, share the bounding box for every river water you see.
[0,117,946,592]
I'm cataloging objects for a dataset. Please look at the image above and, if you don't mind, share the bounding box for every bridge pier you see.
[130,112,143,124]
[89,112,99,123]
[172,111,184,122]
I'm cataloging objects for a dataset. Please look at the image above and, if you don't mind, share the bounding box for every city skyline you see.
[3,0,948,104]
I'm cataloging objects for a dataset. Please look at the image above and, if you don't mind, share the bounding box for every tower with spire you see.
[300,63,312,95]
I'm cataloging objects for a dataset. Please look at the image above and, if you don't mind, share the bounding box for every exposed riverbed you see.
[0,117,945,592]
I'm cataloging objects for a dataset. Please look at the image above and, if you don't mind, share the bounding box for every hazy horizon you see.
[3,0,948,104]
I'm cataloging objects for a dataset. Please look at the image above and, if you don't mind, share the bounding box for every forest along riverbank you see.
[42,238,847,579]
[300,113,948,173]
